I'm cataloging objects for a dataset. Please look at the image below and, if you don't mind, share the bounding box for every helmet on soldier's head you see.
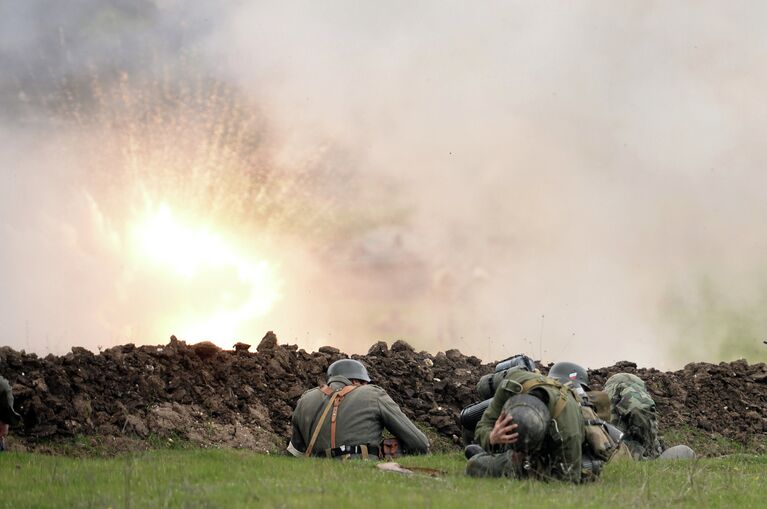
[503,393,551,453]
[327,359,371,382]
[548,361,590,391]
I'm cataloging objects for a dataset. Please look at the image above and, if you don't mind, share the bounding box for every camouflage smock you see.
[604,373,663,459]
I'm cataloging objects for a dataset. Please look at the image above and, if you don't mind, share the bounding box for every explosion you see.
[130,202,281,347]
[53,74,348,352]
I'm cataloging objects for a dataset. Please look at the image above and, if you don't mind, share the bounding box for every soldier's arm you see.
[287,399,307,456]
[376,392,430,454]
[0,376,19,426]
[474,379,518,451]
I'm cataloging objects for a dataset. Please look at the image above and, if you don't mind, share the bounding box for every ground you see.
[4,341,767,454]
[1,450,765,509]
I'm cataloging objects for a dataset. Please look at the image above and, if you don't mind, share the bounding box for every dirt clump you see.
[1,333,765,455]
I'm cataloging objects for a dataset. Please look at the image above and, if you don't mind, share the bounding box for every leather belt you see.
[314,445,380,458]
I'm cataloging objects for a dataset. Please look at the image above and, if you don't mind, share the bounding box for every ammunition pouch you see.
[582,405,619,462]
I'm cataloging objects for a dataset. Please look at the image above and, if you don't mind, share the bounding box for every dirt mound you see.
[587,360,767,445]
[1,333,766,454]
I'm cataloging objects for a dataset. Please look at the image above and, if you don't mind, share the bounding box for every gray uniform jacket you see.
[0,376,21,426]
[289,375,429,456]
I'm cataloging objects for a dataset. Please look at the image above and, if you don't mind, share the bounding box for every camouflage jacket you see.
[473,368,584,482]
[604,373,663,459]
[289,375,429,456]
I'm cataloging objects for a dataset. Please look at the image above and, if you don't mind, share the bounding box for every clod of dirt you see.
[257,331,278,352]
[191,341,220,360]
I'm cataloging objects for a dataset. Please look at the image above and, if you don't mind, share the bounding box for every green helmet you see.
[548,361,590,390]
[327,359,371,382]
[503,393,551,453]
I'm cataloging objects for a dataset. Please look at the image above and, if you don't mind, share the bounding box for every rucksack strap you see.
[330,385,357,448]
[304,385,358,456]
[305,391,340,457]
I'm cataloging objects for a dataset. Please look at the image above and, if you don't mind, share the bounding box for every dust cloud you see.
[2,1,767,369]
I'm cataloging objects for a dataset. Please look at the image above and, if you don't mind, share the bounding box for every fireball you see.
[131,202,280,347]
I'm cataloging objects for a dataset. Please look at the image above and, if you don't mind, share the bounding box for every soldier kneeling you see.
[1,375,22,451]
[288,359,429,459]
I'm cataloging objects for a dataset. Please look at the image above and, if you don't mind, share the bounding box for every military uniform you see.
[604,373,662,460]
[467,368,584,482]
[288,375,429,458]
[0,376,21,427]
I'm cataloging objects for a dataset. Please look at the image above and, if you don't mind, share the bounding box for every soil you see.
[1,333,766,454]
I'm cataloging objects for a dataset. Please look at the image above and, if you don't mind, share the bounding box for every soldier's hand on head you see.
[489,412,519,445]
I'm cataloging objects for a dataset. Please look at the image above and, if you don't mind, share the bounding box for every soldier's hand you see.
[0,421,7,440]
[489,412,518,445]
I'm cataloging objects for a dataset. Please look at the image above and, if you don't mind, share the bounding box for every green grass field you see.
[1,450,766,509]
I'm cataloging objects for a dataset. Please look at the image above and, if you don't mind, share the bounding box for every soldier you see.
[466,361,585,482]
[288,358,429,459]
[604,373,664,460]
[0,375,22,451]
[547,365,669,461]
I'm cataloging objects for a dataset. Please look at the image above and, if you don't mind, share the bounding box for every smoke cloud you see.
[1,1,766,369]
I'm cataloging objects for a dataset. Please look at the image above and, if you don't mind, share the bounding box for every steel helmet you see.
[327,359,371,382]
[659,445,696,460]
[503,393,551,453]
[548,361,590,390]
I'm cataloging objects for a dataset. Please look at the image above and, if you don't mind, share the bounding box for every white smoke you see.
[2,1,767,368]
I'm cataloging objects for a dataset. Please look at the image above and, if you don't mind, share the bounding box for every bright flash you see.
[131,203,280,344]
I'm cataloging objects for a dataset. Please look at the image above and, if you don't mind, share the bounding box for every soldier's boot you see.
[466,451,515,478]
[464,444,484,460]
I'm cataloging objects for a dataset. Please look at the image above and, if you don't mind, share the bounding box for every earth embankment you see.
[2,332,765,453]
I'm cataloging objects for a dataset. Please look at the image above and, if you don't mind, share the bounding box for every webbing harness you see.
[519,377,572,420]
[304,385,358,458]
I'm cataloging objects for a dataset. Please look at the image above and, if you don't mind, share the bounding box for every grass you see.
[1,450,766,509]
[663,426,767,457]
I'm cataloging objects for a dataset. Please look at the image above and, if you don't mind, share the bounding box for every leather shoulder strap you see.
[330,385,358,448]
[305,391,340,457]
